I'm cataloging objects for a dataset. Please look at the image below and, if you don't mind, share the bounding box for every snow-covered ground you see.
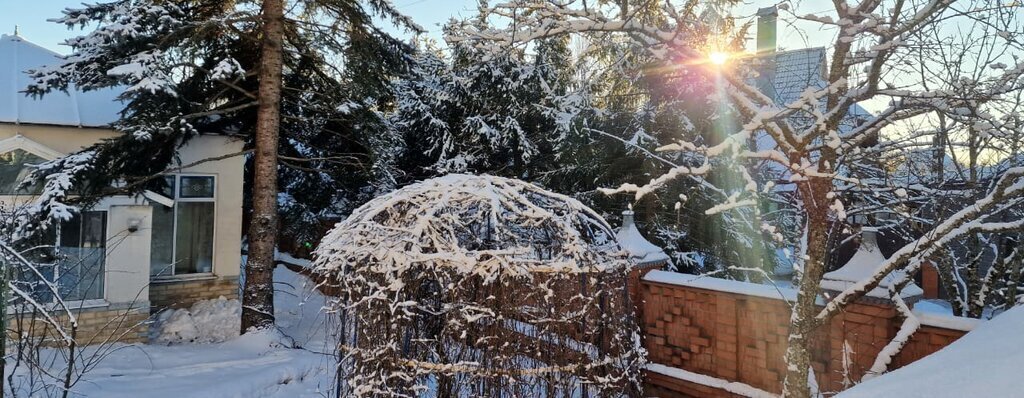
[839,305,1024,397]
[9,266,337,398]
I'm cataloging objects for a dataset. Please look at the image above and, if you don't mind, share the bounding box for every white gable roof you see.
[0,34,123,127]
[0,134,65,159]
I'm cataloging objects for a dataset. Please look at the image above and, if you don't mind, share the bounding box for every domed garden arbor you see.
[313,174,645,397]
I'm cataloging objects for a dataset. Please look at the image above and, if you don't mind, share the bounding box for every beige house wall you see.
[173,134,245,279]
[0,124,245,310]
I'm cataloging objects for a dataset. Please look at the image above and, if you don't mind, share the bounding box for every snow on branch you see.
[313,173,628,281]
[819,167,1024,322]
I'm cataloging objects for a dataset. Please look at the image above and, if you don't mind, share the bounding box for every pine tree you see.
[391,4,774,276]
[24,0,419,331]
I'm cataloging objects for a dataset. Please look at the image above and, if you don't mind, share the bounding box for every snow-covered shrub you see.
[151,297,241,345]
[313,174,645,397]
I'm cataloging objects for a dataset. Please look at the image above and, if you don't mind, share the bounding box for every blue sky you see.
[3,1,836,54]
[0,0,482,52]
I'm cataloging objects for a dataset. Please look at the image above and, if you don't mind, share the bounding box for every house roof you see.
[746,47,874,192]
[0,34,123,128]
[752,47,873,130]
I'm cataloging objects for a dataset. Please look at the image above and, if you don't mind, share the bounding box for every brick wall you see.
[73,303,150,344]
[8,302,150,346]
[150,276,239,311]
[892,325,965,368]
[637,275,969,397]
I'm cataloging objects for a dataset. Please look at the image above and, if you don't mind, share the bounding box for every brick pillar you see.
[921,262,940,299]
[629,261,665,329]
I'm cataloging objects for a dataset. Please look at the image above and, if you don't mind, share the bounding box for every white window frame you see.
[150,173,218,280]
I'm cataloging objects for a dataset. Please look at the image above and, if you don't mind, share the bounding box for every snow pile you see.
[151,297,242,345]
[839,306,1024,397]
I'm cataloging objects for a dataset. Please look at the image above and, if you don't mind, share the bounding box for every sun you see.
[709,51,730,65]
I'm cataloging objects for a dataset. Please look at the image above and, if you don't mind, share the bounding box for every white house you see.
[0,33,244,343]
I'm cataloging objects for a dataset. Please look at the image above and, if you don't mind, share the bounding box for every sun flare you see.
[709,51,730,65]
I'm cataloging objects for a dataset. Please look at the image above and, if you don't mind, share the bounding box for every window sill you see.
[150,273,217,284]
[7,299,110,315]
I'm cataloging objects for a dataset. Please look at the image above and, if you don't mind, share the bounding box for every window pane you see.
[150,203,175,277]
[0,149,46,195]
[57,211,106,301]
[179,176,214,198]
[175,202,214,274]
[12,227,57,303]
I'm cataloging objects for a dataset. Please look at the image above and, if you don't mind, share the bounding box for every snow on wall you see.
[646,363,778,398]
[643,270,801,302]
[911,300,982,332]
[0,34,123,127]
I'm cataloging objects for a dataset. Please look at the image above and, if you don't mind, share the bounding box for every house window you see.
[0,149,45,195]
[15,211,107,302]
[150,175,216,277]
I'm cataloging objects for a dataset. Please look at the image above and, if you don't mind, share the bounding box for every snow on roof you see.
[0,34,123,127]
[746,47,873,193]
[615,210,670,265]
[821,229,923,299]
[838,306,1020,397]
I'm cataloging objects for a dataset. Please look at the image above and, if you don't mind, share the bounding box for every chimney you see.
[756,6,778,54]
[755,6,779,99]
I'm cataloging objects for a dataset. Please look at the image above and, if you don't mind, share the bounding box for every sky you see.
[2,0,838,55]
[0,0,482,52]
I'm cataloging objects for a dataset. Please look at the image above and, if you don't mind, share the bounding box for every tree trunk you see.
[241,0,285,332]
[782,185,830,398]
